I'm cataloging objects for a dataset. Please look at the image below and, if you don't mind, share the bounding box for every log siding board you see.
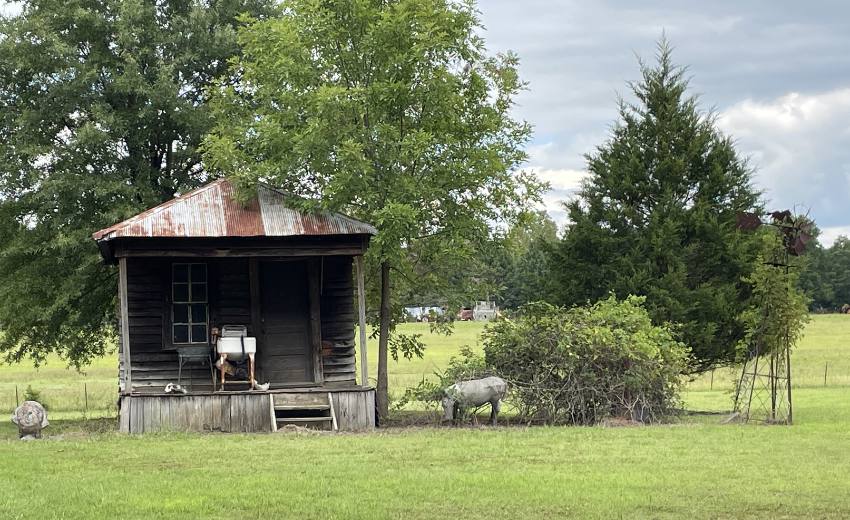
[320,256,357,384]
[356,255,369,387]
[308,259,324,384]
[119,257,132,393]
[249,258,263,358]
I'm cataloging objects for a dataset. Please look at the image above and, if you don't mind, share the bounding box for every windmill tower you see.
[733,211,813,424]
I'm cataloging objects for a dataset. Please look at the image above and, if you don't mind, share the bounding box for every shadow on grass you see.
[0,416,117,441]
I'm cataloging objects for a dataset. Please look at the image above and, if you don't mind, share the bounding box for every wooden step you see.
[276,417,333,429]
[270,392,338,432]
[274,404,330,411]
[277,417,332,423]
[272,392,329,407]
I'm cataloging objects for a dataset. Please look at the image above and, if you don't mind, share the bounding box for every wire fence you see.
[684,361,850,393]
[2,359,847,421]
[3,381,118,420]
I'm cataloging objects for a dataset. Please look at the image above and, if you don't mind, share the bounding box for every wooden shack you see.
[93,179,376,433]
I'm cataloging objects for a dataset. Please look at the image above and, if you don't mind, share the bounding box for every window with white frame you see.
[172,263,208,344]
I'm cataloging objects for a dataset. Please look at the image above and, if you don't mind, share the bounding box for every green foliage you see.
[202,0,544,415]
[0,0,275,366]
[441,345,488,382]
[737,233,810,360]
[203,0,543,304]
[549,40,762,371]
[799,236,850,311]
[486,211,559,309]
[23,384,48,410]
[396,345,488,408]
[388,331,426,362]
[397,210,559,310]
[483,296,690,424]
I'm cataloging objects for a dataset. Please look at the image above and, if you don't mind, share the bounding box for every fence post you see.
[84,383,88,417]
[710,370,714,391]
[14,385,18,406]
[824,362,828,387]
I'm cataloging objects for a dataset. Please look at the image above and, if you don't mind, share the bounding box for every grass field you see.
[0,315,848,518]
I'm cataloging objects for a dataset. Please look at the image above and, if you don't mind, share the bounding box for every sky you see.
[476,1,850,246]
[2,1,848,244]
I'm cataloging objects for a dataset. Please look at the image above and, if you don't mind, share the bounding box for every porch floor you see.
[129,383,372,397]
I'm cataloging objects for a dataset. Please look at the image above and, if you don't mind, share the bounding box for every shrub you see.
[23,384,49,411]
[483,296,689,425]
[396,346,489,410]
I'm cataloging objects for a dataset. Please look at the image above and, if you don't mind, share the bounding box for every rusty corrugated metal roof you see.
[92,178,376,242]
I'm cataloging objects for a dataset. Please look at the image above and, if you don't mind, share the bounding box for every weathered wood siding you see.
[210,259,253,333]
[331,389,376,430]
[119,388,375,433]
[122,255,360,391]
[320,256,357,384]
[119,393,273,433]
[125,258,184,390]
[124,258,252,391]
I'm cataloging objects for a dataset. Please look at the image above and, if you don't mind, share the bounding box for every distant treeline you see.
[799,236,850,312]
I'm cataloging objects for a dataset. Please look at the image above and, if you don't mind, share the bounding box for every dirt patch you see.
[599,417,643,428]
[275,424,328,435]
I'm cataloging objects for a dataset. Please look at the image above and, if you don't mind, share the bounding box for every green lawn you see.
[0,352,116,418]
[0,316,849,518]
[0,386,848,519]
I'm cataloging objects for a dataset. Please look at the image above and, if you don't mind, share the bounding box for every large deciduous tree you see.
[203,0,543,419]
[550,41,762,370]
[0,0,275,366]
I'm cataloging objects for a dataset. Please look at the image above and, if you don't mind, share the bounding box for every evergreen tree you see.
[0,0,275,366]
[796,226,836,311]
[818,237,850,309]
[550,41,762,370]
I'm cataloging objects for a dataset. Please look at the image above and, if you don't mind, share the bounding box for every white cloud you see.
[479,1,850,237]
[532,167,588,192]
[526,141,591,226]
[819,226,850,248]
[1,2,22,16]
[718,88,850,239]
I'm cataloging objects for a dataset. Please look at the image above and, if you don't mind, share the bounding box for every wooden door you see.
[259,261,314,384]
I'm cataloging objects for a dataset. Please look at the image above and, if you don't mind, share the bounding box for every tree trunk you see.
[376,260,391,424]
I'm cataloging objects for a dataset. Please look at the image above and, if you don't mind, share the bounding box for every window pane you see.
[191,283,207,302]
[191,325,207,343]
[173,264,189,283]
[190,264,206,282]
[173,325,189,344]
[173,304,189,323]
[191,303,207,323]
[173,283,189,302]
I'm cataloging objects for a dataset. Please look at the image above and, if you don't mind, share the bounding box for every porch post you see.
[118,257,132,393]
[355,256,369,387]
